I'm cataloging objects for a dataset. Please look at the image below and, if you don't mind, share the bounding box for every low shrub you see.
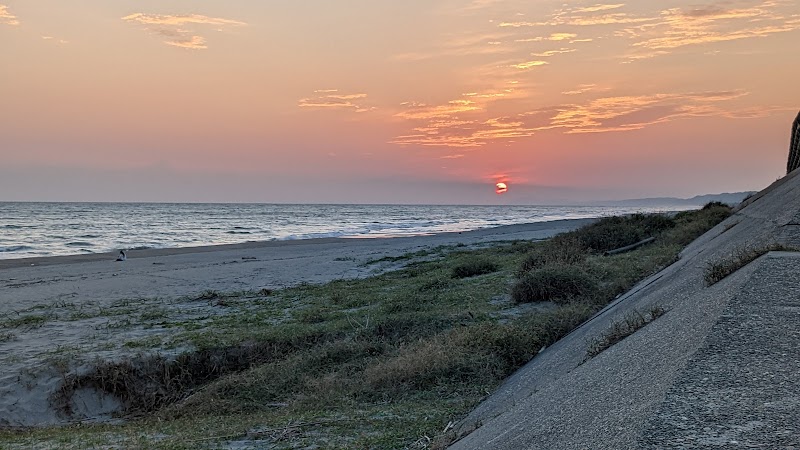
[702,201,727,210]
[451,259,499,279]
[581,214,675,253]
[663,204,732,246]
[518,235,587,274]
[511,265,598,304]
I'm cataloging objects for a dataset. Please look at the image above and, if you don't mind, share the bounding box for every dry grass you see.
[518,235,587,273]
[512,266,597,304]
[704,243,796,285]
[585,305,667,359]
[1,205,733,449]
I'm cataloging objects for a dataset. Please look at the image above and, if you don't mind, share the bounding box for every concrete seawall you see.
[788,110,800,174]
[451,169,800,448]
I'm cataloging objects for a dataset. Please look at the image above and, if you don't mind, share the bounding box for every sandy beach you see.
[0,219,591,428]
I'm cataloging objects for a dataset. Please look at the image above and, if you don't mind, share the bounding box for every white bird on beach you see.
[116,250,127,261]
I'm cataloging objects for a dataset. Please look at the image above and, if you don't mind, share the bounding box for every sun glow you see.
[495,182,508,194]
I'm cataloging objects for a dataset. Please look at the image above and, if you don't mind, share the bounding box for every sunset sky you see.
[1,0,798,204]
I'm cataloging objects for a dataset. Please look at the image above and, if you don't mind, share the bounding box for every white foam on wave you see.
[0,203,698,259]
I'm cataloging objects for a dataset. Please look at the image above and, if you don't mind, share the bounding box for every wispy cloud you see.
[391,87,773,147]
[122,13,246,50]
[626,1,800,57]
[543,90,750,133]
[500,3,649,28]
[513,32,585,43]
[395,99,481,120]
[122,13,246,27]
[298,90,375,113]
[41,36,69,45]
[384,1,794,149]
[393,31,516,61]
[498,0,800,59]
[532,47,577,57]
[511,60,548,69]
[0,4,19,26]
[167,35,206,50]
[573,4,626,14]
[391,85,537,147]
[561,84,608,95]
[496,0,800,60]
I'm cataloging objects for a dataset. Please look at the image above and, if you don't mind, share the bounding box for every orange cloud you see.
[392,86,539,147]
[513,32,585,44]
[298,90,374,113]
[500,3,651,28]
[628,2,800,55]
[122,13,246,27]
[572,4,626,14]
[395,100,481,120]
[561,84,609,95]
[496,1,799,61]
[393,31,516,61]
[165,35,206,50]
[532,48,577,57]
[544,90,750,133]
[0,4,19,26]
[122,13,246,50]
[511,60,548,69]
[41,36,69,45]
[391,87,774,148]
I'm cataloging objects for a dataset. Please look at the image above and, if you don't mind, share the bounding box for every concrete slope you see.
[450,169,800,449]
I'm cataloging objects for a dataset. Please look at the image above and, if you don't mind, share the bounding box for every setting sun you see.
[495,182,508,195]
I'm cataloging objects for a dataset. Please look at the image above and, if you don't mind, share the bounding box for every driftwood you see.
[604,237,656,256]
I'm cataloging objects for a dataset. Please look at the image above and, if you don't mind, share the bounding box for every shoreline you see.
[0,219,594,271]
[0,218,594,427]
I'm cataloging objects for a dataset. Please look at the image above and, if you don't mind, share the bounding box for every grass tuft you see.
[518,235,586,273]
[0,313,54,330]
[512,265,597,304]
[704,243,795,285]
[586,305,667,359]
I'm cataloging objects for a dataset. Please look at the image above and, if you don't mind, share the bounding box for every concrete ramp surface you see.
[451,170,800,449]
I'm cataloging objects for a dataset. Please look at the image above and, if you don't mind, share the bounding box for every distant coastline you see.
[588,191,754,207]
[0,203,698,260]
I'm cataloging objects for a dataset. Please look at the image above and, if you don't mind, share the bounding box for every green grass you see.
[512,203,733,307]
[512,265,597,304]
[0,205,732,449]
[451,258,500,279]
[0,313,54,330]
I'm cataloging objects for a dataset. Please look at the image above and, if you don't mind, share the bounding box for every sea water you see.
[0,203,694,259]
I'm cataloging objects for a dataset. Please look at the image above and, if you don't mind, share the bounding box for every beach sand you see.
[0,219,591,427]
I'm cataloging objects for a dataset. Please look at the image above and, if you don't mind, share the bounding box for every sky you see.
[1,0,799,204]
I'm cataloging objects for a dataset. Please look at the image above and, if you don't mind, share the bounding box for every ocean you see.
[0,202,695,260]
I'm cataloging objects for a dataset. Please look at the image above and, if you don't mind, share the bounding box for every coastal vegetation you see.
[704,243,796,285]
[585,305,668,360]
[0,204,732,449]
